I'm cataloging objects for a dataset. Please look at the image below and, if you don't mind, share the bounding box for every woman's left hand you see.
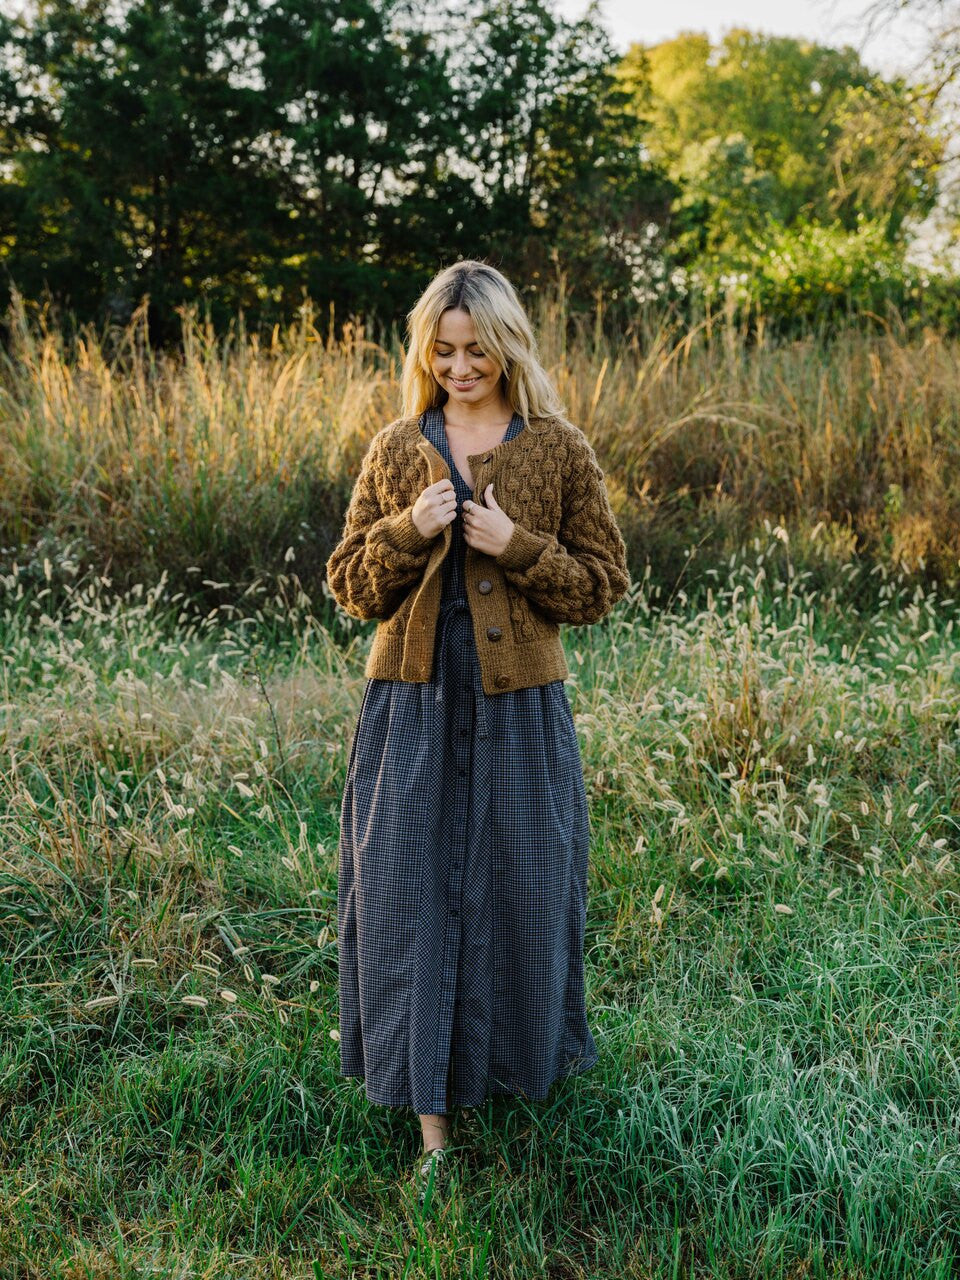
[462,484,515,556]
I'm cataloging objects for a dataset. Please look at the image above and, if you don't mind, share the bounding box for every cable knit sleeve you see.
[492,433,630,625]
[325,428,436,621]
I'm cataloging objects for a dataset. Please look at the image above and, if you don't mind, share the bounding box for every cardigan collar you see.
[396,408,551,476]
[415,409,546,494]
[378,409,556,504]
[394,408,551,443]
[420,403,526,467]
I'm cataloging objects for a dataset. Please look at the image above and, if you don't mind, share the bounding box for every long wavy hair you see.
[399,259,565,423]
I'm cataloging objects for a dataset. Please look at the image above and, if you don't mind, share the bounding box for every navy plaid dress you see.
[336,405,598,1113]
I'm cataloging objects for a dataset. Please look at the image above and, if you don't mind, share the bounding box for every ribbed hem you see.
[364,631,413,679]
[363,625,570,692]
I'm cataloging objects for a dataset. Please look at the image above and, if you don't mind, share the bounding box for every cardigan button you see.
[477,579,492,593]
[494,674,509,688]
[486,626,502,641]
[520,623,532,638]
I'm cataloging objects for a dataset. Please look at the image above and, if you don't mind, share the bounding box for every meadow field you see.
[2,292,960,1277]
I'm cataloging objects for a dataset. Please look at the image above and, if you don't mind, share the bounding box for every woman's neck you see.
[442,400,514,433]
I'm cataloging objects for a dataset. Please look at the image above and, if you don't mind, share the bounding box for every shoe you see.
[415,1144,452,1208]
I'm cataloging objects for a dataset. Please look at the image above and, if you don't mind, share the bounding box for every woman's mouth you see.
[449,376,481,389]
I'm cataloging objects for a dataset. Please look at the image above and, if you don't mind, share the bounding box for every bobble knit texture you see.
[325,411,631,694]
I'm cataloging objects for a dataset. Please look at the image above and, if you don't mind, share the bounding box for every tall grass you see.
[1,528,959,1275]
[0,292,398,608]
[1,288,959,617]
[3,287,959,1273]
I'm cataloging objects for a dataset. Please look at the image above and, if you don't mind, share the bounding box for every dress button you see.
[450,909,459,917]
[495,674,509,688]
[478,579,492,593]
[486,626,502,641]
[458,768,466,777]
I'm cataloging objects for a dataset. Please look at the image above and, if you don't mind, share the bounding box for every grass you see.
[1,522,959,1277]
[3,285,960,616]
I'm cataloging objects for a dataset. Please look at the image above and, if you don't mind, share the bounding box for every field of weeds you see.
[3,287,960,605]
[1,295,959,1276]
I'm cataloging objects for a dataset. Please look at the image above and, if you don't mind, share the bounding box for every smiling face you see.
[428,308,506,409]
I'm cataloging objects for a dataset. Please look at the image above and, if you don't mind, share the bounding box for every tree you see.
[854,0,960,263]
[245,0,463,325]
[431,0,674,307]
[615,27,942,279]
[0,0,292,340]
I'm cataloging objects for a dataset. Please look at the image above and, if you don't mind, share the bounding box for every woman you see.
[325,259,630,1203]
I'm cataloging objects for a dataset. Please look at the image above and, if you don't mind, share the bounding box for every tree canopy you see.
[0,2,950,338]
[616,28,943,277]
[0,0,671,338]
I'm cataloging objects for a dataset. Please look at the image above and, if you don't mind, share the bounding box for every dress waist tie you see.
[433,597,490,740]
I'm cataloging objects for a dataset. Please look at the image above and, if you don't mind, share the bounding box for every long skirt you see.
[336,600,598,1114]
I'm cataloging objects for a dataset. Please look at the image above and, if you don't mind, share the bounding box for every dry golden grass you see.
[1,287,959,612]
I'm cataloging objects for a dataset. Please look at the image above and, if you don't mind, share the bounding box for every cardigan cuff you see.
[373,506,435,556]
[493,521,551,572]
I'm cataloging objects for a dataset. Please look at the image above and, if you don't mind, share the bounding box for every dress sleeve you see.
[492,435,630,625]
[325,429,436,621]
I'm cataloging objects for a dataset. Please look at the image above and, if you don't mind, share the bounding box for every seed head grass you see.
[1,523,959,1274]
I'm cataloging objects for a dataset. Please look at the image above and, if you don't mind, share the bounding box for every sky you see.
[551,0,932,77]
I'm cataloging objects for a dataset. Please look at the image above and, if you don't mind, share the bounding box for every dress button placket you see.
[426,410,510,1111]
[432,601,473,1106]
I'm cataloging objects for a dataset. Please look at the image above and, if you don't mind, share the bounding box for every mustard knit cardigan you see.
[325,411,630,695]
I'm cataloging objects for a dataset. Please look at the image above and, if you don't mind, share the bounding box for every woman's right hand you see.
[411,478,458,539]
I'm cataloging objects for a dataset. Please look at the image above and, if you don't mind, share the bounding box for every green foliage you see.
[696,214,914,326]
[0,3,956,340]
[0,0,675,337]
[618,27,944,306]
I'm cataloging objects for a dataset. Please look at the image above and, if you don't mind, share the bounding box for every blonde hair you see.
[399,259,565,422]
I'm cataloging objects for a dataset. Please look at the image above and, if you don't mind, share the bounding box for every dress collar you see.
[419,404,526,448]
